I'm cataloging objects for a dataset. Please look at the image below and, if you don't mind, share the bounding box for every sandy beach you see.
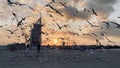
[0,48,120,68]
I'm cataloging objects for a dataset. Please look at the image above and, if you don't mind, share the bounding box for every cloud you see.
[86,0,118,19]
[59,6,92,21]
[91,0,117,5]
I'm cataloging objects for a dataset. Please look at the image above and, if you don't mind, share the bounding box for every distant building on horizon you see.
[30,14,42,52]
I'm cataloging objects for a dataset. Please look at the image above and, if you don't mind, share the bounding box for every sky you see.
[0,0,120,46]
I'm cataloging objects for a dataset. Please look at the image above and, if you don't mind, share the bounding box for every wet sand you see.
[0,49,120,68]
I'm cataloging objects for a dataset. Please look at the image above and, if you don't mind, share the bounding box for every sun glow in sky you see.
[0,0,120,46]
[53,39,58,45]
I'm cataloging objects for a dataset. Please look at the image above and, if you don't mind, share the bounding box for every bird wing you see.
[7,0,13,4]
[49,5,64,16]
[92,8,98,16]
[110,22,120,26]
[86,20,93,26]
[56,23,61,29]
[59,2,67,7]
[6,29,12,33]
[12,13,19,24]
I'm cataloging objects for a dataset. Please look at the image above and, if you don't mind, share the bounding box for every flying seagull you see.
[96,39,102,46]
[6,29,18,34]
[100,32,115,43]
[84,8,90,12]
[28,6,36,11]
[56,23,62,29]
[82,33,93,37]
[17,17,27,27]
[42,31,49,35]
[7,0,14,5]
[0,25,3,27]
[6,35,11,38]
[59,2,67,8]
[12,12,19,23]
[15,1,26,6]
[7,0,26,6]
[40,1,55,10]
[110,21,120,28]
[56,23,69,30]
[12,12,28,27]
[103,22,110,29]
[74,33,80,36]
[48,5,64,16]
[104,36,116,44]
[92,8,98,16]
[47,14,56,21]
[91,33,97,36]
[42,3,64,16]
[86,20,100,27]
